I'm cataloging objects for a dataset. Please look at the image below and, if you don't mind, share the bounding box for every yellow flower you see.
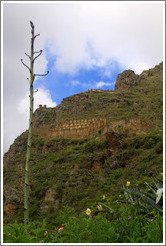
[126,181,130,187]
[132,202,136,206]
[110,211,113,213]
[86,208,91,216]
[103,195,106,200]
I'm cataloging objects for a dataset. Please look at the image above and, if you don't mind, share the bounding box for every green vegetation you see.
[4,176,163,243]
[3,212,162,243]
[4,130,163,224]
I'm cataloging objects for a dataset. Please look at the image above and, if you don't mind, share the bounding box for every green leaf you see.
[123,185,133,203]
[143,195,162,213]
[123,187,162,213]
[152,177,163,189]
[145,181,157,195]
[100,203,115,212]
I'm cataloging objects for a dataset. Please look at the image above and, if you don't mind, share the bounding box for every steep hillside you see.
[3,62,163,224]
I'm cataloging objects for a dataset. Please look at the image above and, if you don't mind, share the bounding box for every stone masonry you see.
[34,118,107,139]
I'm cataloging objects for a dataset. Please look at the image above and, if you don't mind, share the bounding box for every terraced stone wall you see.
[34,117,107,139]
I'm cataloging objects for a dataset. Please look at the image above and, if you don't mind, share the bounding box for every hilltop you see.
[32,62,163,135]
[3,62,163,224]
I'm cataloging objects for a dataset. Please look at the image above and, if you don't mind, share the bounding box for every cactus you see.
[122,176,163,215]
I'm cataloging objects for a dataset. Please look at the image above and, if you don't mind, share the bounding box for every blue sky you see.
[34,50,125,105]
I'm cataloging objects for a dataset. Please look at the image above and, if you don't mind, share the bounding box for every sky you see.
[2,1,164,153]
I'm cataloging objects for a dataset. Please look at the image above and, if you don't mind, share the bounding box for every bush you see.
[3,220,47,243]
[3,206,163,243]
[83,139,108,153]
[3,173,163,243]
[131,133,162,149]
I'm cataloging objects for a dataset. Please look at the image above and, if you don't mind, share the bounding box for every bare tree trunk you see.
[21,21,49,224]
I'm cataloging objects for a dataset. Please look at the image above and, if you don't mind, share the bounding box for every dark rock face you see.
[105,131,121,154]
[115,70,141,90]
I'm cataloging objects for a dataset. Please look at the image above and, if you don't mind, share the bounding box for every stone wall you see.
[110,118,152,136]
[34,118,107,139]
[90,89,114,93]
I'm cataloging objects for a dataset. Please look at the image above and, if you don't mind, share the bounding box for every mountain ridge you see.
[32,61,163,138]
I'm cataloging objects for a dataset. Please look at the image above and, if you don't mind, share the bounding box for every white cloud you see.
[95,81,115,88]
[47,1,163,74]
[18,87,57,116]
[3,2,164,75]
[3,88,57,153]
[71,80,81,86]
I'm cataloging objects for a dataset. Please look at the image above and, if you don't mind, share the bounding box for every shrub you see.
[131,133,162,149]
[83,139,108,153]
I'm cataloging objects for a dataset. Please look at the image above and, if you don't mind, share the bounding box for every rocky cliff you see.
[115,70,140,90]
[3,62,163,224]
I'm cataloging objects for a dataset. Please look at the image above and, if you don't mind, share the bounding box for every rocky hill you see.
[3,62,163,224]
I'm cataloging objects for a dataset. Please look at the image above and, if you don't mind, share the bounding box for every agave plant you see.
[122,176,163,215]
[145,177,163,207]
[92,203,115,217]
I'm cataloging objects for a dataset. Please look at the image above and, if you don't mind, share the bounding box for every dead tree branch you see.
[34,71,49,77]
[33,50,42,55]
[33,50,42,63]
[21,59,31,73]
[34,34,40,39]
[25,53,31,59]
[34,89,38,93]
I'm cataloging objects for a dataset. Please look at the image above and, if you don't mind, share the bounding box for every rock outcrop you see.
[115,70,141,90]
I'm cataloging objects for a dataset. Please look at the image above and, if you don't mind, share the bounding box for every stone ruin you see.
[90,89,114,93]
[34,117,107,139]
[39,104,47,109]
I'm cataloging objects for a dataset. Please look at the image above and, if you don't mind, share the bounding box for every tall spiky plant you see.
[21,21,49,224]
